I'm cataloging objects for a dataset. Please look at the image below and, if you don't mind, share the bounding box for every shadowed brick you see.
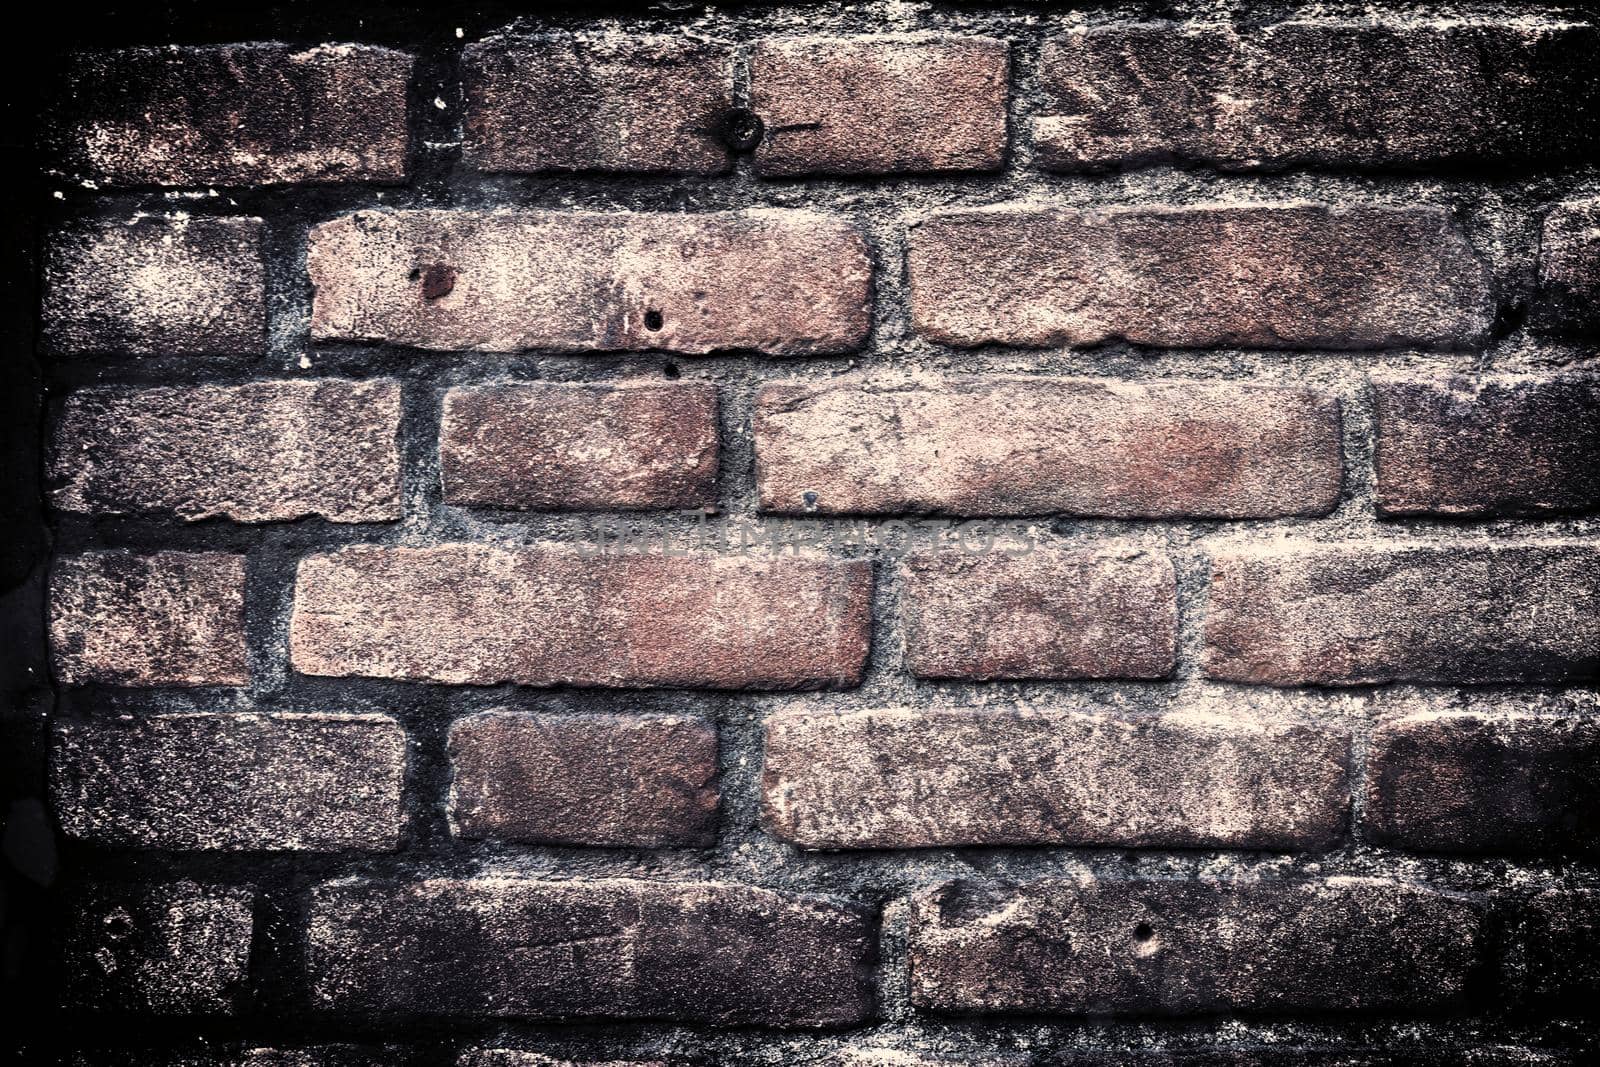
[290,545,871,689]
[909,878,1483,1015]
[308,209,871,355]
[907,203,1491,350]
[756,376,1341,518]
[1538,200,1600,333]
[460,1053,664,1067]
[1512,889,1600,1006]
[307,878,874,1026]
[764,707,1349,849]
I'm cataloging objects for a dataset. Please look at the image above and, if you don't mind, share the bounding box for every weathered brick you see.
[1537,199,1600,333]
[750,36,1007,175]
[459,1053,663,1067]
[308,209,871,355]
[51,380,403,523]
[67,1049,391,1067]
[51,551,247,687]
[1512,889,1600,1005]
[1034,22,1600,171]
[755,376,1341,518]
[50,712,405,851]
[307,878,874,1026]
[441,382,718,511]
[448,712,718,847]
[909,878,1482,1015]
[827,1055,1023,1067]
[463,36,733,174]
[43,217,265,356]
[764,707,1349,850]
[63,882,253,1014]
[1374,374,1600,516]
[290,545,871,689]
[907,204,1491,350]
[901,547,1176,680]
[55,44,412,186]
[1364,711,1600,854]
[1203,542,1600,686]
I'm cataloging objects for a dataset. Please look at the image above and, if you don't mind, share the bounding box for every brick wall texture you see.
[17,2,1600,1065]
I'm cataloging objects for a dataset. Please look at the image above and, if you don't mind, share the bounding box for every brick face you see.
[1537,199,1600,334]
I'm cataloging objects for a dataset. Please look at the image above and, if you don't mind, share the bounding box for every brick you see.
[441,382,718,511]
[290,545,871,689]
[50,551,247,687]
[1537,199,1600,333]
[1364,711,1600,854]
[1203,542,1600,686]
[459,1054,664,1067]
[307,878,874,1026]
[907,203,1491,350]
[1034,21,1600,171]
[448,712,718,847]
[909,878,1482,1015]
[756,376,1341,518]
[463,36,733,174]
[68,1050,391,1067]
[63,882,253,1014]
[1512,889,1600,1005]
[308,209,871,355]
[51,380,403,523]
[43,216,265,356]
[750,36,1007,175]
[50,712,405,851]
[54,44,412,186]
[764,707,1349,850]
[1374,374,1600,516]
[827,1055,1023,1067]
[901,547,1175,680]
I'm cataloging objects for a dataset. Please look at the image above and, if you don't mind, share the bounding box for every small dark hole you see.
[801,490,820,508]
[644,309,664,331]
[1133,922,1155,942]
[407,268,421,282]
[104,913,133,939]
[663,363,681,380]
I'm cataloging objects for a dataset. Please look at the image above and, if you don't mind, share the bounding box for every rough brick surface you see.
[1034,22,1600,170]
[448,711,718,847]
[1514,889,1600,1005]
[55,44,412,186]
[1374,374,1600,516]
[1365,711,1600,855]
[43,216,265,356]
[756,376,1341,518]
[907,203,1491,350]
[290,545,872,689]
[900,547,1176,680]
[51,713,406,851]
[308,209,871,355]
[462,36,733,174]
[307,878,874,1026]
[1537,199,1600,333]
[750,36,1007,175]
[50,551,248,687]
[1203,542,1600,686]
[909,879,1483,1015]
[441,382,718,511]
[763,708,1349,850]
[460,1052,665,1067]
[63,882,253,1014]
[51,380,403,523]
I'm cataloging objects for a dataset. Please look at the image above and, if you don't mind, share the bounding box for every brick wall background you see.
[6,0,1600,1063]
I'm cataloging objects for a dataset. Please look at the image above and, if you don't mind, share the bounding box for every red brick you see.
[764,707,1349,850]
[290,545,871,689]
[441,382,718,511]
[909,878,1482,1015]
[750,36,1007,175]
[54,44,412,186]
[63,882,253,1014]
[907,203,1491,350]
[1364,711,1600,854]
[43,216,265,356]
[1203,542,1600,686]
[448,711,718,847]
[51,713,405,851]
[308,209,871,355]
[755,376,1341,518]
[1034,22,1600,171]
[901,547,1176,680]
[307,878,873,1026]
[50,551,248,687]
[1374,374,1600,516]
[51,380,403,523]
[1538,199,1600,333]
[463,36,733,174]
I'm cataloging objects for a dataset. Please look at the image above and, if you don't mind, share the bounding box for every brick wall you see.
[10,1,1600,1064]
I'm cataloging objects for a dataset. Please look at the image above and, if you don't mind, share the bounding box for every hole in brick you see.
[644,309,664,331]
[103,911,133,940]
[802,490,820,510]
[663,362,680,379]
[1133,921,1155,942]
[420,264,457,300]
